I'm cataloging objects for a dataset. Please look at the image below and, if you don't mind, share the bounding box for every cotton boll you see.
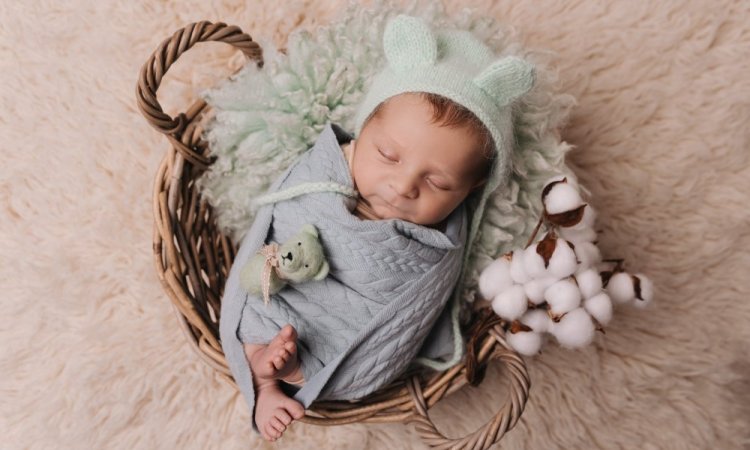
[544,182,584,215]
[543,175,567,185]
[520,308,553,333]
[478,256,513,300]
[574,241,602,271]
[607,272,635,304]
[563,203,597,232]
[491,285,529,321]
[583,292,613,325]
[548,239,578,279]
[550,308,595,348]
[524,276,558,305]
[509,249,531,284]
[559,226,597,245]
[522,245,548,279]
[507,330,544,356]
[576,203,597,229]
[632,274,654,308]
[544,278,582,318]
[575,268,603,299]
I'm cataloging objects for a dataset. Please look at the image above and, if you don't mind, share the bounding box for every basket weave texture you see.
[136,21,530,449]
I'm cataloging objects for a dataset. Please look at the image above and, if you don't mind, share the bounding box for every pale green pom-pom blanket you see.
[197,0,579,366]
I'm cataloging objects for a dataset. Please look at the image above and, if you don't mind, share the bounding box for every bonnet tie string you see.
[251,182,359,209]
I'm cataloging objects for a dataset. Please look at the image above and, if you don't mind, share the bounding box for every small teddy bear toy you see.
[240,224,330,305]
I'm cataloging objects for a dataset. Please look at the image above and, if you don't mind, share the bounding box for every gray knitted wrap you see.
[220,122,466,434]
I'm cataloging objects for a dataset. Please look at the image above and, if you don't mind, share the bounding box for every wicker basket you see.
[136,21,530,449]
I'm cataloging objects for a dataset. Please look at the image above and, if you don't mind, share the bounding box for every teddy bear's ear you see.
[473,56,535,107]
[301,224,318,238]
[313,261,329,281]
[383,14,437,73]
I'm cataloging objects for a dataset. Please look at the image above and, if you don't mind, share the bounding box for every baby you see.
[219,13,535,443]
[244,91,493,441]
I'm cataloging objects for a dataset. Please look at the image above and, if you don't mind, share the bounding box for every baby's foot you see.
[248,324,300,381]
[254,381,305,442]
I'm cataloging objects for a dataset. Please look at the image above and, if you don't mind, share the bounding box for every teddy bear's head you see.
[277,224,330,284]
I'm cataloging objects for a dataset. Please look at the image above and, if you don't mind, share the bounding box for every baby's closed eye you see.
[377,147,397,162]
[427,178,452,191]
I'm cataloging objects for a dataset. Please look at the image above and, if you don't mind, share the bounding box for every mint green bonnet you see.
[353,14,536,323]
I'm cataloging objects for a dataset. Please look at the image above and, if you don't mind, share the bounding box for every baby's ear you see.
[383,14,437,72]
[473,56,535,107]
[313,261,330,281]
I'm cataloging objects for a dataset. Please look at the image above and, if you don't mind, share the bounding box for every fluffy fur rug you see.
[2,0,748,449]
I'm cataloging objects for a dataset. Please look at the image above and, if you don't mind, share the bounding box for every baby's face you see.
[352,93,487,225]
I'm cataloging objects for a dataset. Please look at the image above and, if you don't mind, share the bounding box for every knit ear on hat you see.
[473,56,535,107]
[383,14,437,73]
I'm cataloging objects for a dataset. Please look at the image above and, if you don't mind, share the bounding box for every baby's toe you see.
[275,409,293,426]
[270,416,286,433]
[260,425,274,442]
[276,347,291,360]
[265,423,281,440]
[283,399,305,419]
[283,341,296,354]
[280,324,295,340]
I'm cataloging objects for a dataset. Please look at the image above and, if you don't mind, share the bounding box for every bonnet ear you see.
[383,14,437,72]
[473,56,536,107]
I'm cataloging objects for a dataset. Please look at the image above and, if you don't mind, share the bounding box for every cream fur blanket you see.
[2,1,749,449]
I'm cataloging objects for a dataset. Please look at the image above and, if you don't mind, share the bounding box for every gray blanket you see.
[220,122,466,433]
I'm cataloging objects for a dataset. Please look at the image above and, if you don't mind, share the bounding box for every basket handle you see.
[135,21,263,168]
[407,325,530,449]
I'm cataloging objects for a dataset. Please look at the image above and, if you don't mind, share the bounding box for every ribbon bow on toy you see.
[258,243,282,306]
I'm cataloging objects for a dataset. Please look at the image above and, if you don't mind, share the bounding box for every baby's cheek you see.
[425,194,463,222]
[357,168,379,196]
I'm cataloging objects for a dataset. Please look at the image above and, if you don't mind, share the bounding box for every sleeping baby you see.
[218,14,535,442]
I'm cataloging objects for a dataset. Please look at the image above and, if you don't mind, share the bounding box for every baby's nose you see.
[391,179,418,199]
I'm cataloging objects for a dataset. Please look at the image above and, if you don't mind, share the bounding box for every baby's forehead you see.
[379,124,476,149]
[375,119,483,157]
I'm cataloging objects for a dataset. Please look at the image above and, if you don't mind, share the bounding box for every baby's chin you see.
[373,202,441,225]
[363,195,446,225]
[362,196,408,221]
[372,204,406,221]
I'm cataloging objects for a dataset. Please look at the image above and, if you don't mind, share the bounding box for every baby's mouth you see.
[362,195,408,219]
[382,198,404,212]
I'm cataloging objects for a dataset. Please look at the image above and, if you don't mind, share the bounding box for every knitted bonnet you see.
[353,14,536,304]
